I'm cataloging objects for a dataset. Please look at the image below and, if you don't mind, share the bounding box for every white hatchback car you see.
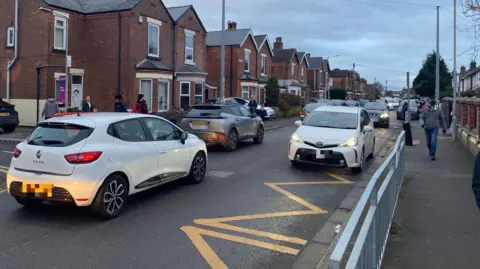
[289,106,375,173]
[7,113,207,218]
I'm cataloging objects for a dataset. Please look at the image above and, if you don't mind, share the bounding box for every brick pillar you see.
[462,98,469,126]
[457,98,463,125]
[468,99,476,132]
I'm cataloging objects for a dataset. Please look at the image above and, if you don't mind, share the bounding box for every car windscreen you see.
[328,100,347,106]
[304,103,324,111]
[303,111,358,129]
[345,101,358,106]
[26,122,93,147]
[364,102,386,110]
[185,106,223,118]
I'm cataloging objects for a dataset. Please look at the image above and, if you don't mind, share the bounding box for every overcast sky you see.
[163,0,477,91]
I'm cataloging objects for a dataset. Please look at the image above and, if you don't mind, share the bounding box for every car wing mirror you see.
[181,132,188,144]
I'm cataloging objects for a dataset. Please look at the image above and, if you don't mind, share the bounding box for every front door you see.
[71,75,83,109]
[158,80,169,112]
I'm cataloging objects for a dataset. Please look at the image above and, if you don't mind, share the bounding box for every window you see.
[158,80,169,111]
[112,120,148,142]
[252,87,257,101]
[238,105,251,117]
[6,27,14,47]
[291,63,295,79]
[140,79,153,112]
[301,67,304,82]
[229,105,242,116]
[244,49,251,72]
[54,17,66,50]
[301,90,305,98]
[195,83,203,104]
[143,118,180,141]
[261,55,266,75]
[241,86,249,99]
[180,82,190,110]
[27,123,93,147]
[185,32,194,63]
[361,110,370,126]
[148,23,160,57]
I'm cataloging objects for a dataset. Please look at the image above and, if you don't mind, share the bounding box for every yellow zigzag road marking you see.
[182,173,353,269]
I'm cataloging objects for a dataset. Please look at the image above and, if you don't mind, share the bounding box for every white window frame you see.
[139,79,153,112]
[242,86,249,99]
[185,29,195,64]
[301,67,304,82]
[194,82,203,104]
[54,17,67,50]
[291,63,295,79]
[6,27,14,47]
[180,81,191,109]
[261,54,266,76]
[244,49,251,72]
[148,22,160,57]
[157,80,170,112]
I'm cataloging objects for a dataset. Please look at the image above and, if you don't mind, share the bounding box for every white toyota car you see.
[7,113,207,219]
[289,106,375,173]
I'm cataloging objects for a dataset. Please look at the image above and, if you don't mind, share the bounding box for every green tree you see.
[373,81,384,99]
[265,76,280,106]
[330,88,347,100]
[413,51,452,98]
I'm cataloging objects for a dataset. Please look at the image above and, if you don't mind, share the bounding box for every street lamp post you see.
[39,7,69,108]
[325,55,339,99]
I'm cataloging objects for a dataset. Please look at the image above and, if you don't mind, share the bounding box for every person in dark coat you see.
[248,94,257,115]
[473,152,480,210]
[114,94,128,112]
[81,96,94,112]
[134,93,148,114]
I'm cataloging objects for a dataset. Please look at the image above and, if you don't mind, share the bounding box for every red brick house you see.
[330,69,354,98]
[167,5,208,110]
[307,55,331,99]
[296,52,310,100]
[0,0,208,126]
[271,37,304,97]
[254,34,274,104]
[206,21,263,101]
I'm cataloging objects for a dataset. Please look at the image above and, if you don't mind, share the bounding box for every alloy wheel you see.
[229,132,237,149]
[103,180,125,215]
[192,155,206,181]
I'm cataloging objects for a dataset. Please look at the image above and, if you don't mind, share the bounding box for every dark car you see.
[0,99,19,133]
[300,101,328,121]
[364,102,390,128]
[396,99,420,121]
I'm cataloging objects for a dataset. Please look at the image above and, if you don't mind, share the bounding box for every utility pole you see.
[219,0,226,102]
[404,72,413,146]
[452,0,457,140]
[436,5,440,101]
[374,77,377,99]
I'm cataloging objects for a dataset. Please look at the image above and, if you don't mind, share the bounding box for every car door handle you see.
[159,150,167,154]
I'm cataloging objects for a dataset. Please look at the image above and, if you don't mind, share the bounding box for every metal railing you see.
[328,130,406,269]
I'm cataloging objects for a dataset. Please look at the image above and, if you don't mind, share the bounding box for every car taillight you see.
[299,110,303,116]
[13,147,21,158]
[65,151,102,164]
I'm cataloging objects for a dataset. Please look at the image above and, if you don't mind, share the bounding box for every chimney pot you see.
[227,21,232,30]
[273,36,283,50]
[306,53,311,58]
[461,65,466,74]
[471,60,476,70]
[230,21,237,30]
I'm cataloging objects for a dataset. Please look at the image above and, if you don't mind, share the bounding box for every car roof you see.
[313,105,360,114]
[43,113,159,128]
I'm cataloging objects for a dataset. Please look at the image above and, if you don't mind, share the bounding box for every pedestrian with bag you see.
[420,99,446,160]
[41,96,59,120]
[134,93,148,114]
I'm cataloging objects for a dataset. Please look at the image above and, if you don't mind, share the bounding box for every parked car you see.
[205,98,238,105]
[7,113,207,219]
[300,101,328,121]
[364,102,390,128]
[345,100,360,107]
[327,100,348,106]
[384,99,395,110]
[180,103,264,151]
[396,99,420,121]
[358,99,369,107]
[289,106,375,173]
[0,99,19,133]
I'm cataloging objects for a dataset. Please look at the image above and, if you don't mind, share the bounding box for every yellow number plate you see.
[191,121,206,127]
[21,184,53,197]
[0,113,9,116]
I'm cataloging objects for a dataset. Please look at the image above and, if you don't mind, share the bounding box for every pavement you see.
[382,122,480,269]
[0,113,400,269]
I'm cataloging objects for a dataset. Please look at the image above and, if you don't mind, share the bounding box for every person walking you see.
[134,93,148,114]
[248,94,257,115]
[114,94,128,112]
[41,96,59,120]
[82,95,94,112]
[420,99,446,160]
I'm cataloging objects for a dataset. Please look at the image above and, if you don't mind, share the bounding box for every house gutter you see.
[171,21,177,107]
[6,0,19,102]
[117,13,122,95]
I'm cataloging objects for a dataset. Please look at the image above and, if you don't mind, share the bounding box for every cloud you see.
[163,0,476,91]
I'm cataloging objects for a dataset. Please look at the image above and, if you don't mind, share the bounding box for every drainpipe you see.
[229,46,233,97]
[6,0,19,102]
[117,13,122,95]
[172,21,176,107]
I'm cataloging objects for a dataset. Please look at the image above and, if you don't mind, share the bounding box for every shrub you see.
[265,76,280,106]
[280,92,301,106]
[330,88,347,100]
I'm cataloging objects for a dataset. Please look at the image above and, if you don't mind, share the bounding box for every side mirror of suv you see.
[180,132,188,144]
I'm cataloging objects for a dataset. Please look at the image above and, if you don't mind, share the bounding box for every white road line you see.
[2,151,12,154]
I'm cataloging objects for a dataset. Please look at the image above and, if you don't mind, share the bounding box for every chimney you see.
[470,60,476,70]
[227,21,237,30]
[460,65,466,74]
[306,53,311,58]
[274,37,283,50]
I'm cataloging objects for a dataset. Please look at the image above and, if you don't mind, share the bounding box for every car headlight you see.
[340,137,358,147]
[380,113,389,118]
[291,132,303,142]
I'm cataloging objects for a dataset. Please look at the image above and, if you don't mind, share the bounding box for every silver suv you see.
[180,104,264,151]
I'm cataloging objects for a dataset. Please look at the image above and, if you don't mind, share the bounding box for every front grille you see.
[295,148,346,166]
[369,113,378,118]
[304,141,338,149]
[9,181,75,204]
